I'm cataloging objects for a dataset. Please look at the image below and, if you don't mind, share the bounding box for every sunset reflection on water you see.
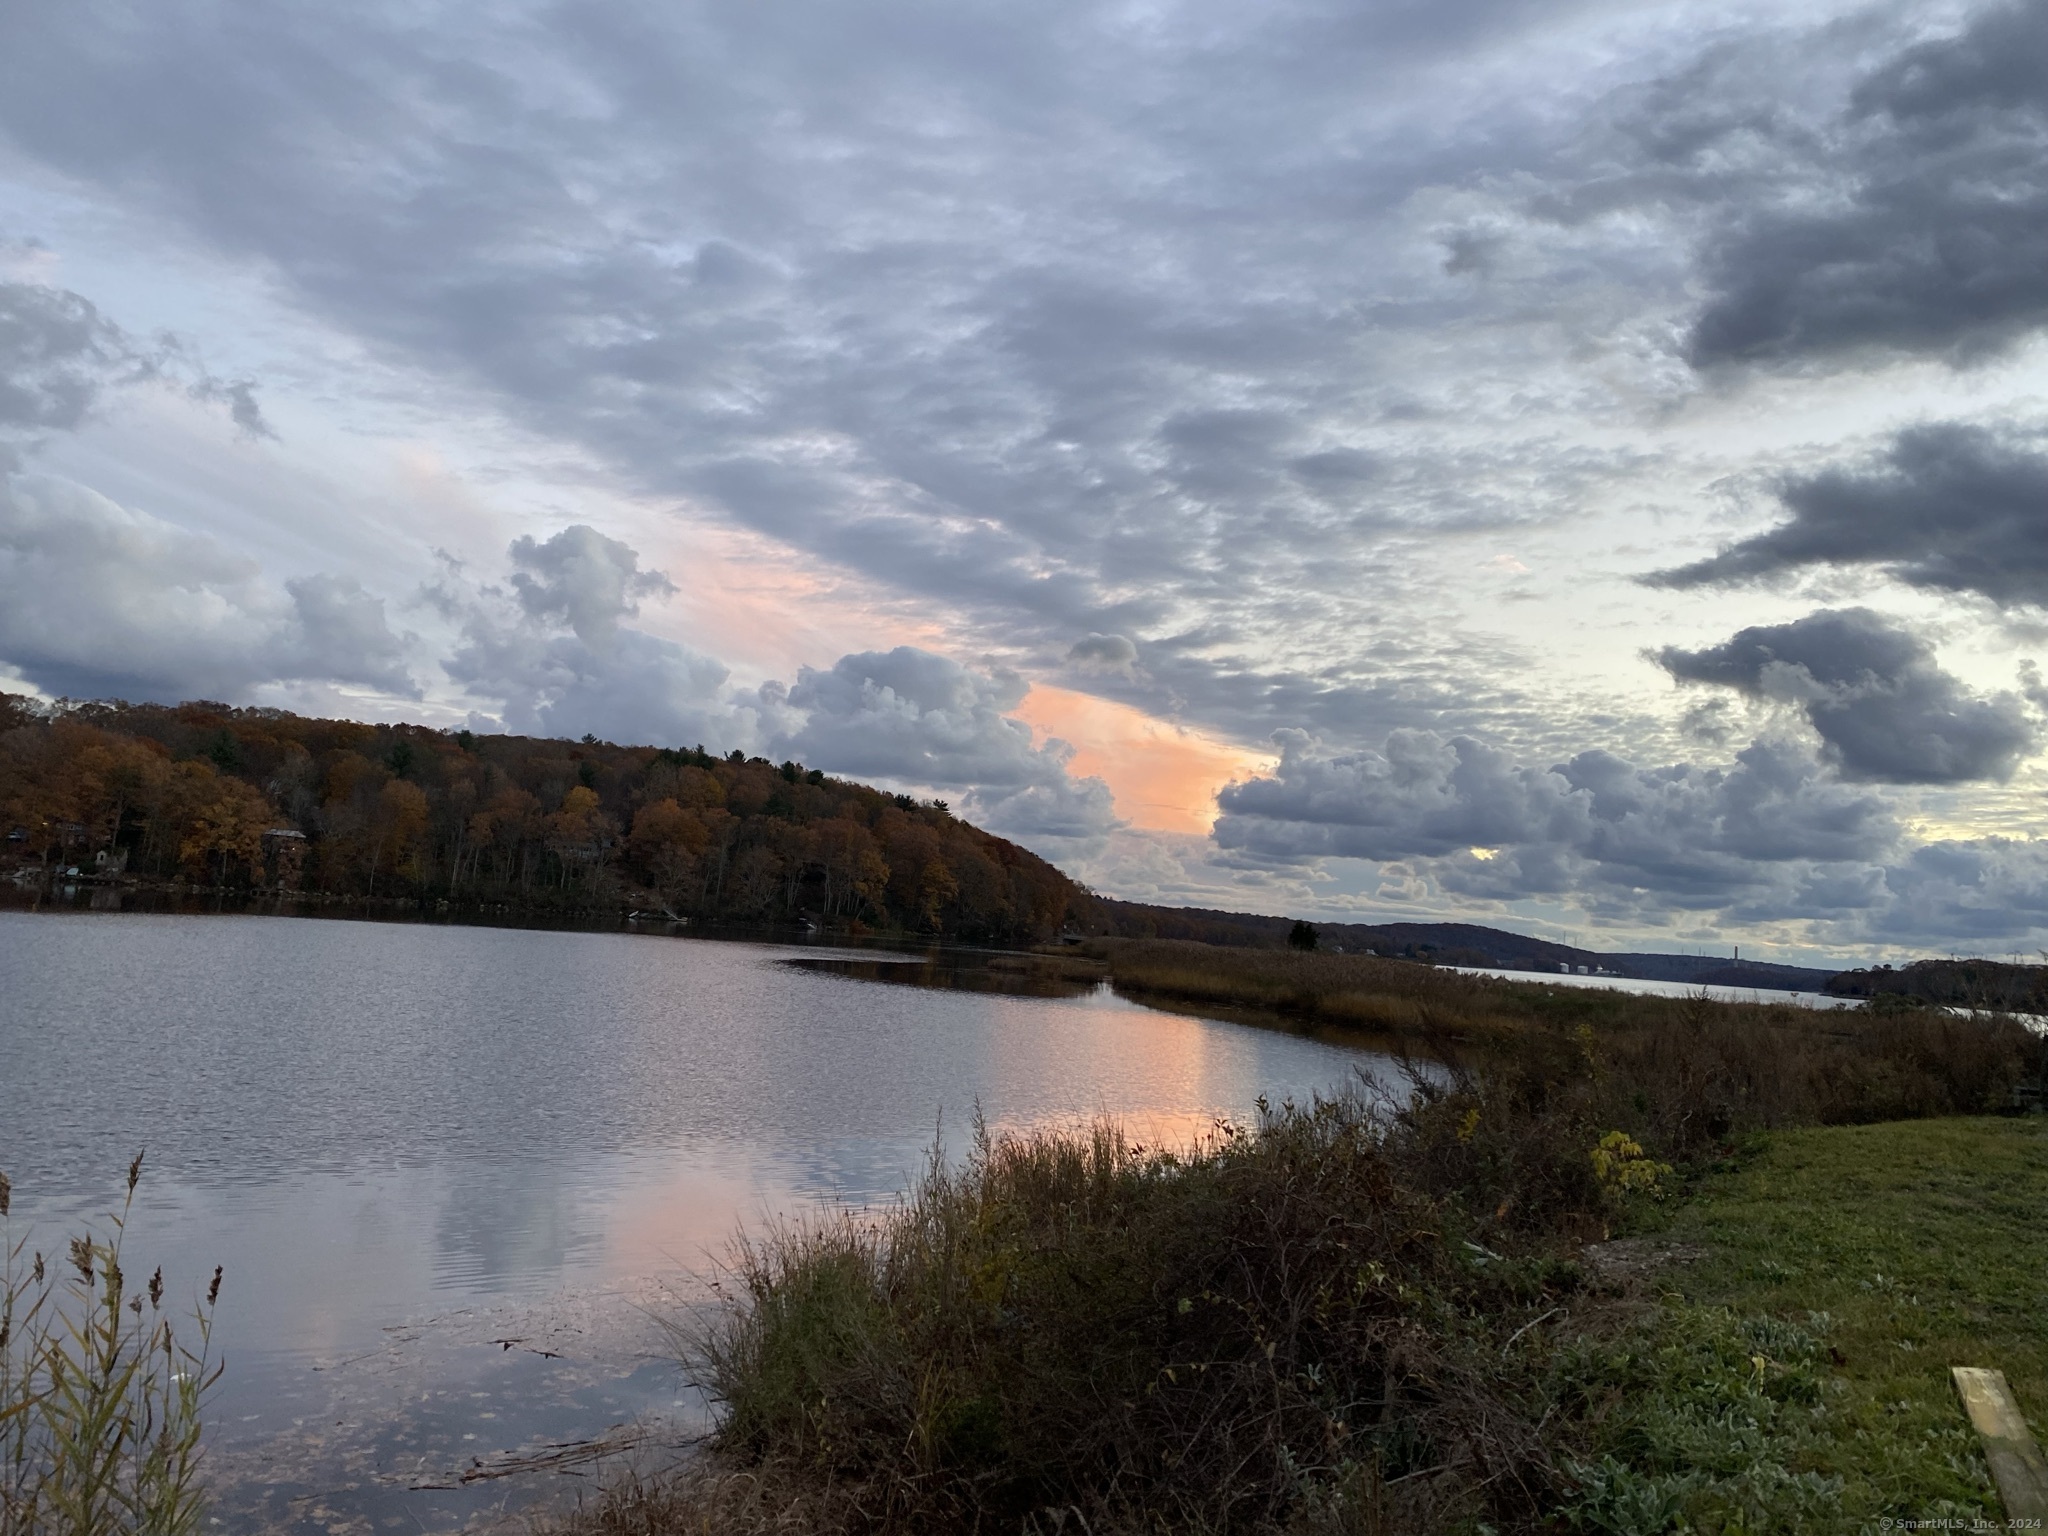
[0,911,1375,1533]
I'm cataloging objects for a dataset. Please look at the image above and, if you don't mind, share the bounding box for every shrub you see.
[686,1099,1584,1534]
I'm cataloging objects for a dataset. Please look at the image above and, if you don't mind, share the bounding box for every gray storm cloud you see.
[1215,729,1894,886]
[1683,3,2048,367]
[1655,609,2035,785]
[1648,424,2048,609]
[1066,633,1139,676]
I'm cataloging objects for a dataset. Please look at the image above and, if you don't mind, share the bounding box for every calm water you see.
[0,912,1384,1534]
[1447,965,1860,1010]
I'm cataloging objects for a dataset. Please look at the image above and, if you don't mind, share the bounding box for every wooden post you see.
[1953,1366,2048,1520]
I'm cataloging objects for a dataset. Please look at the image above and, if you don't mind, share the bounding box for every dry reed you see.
[0,1156,223,1536]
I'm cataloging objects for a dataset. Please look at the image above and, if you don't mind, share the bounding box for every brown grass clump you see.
[644,1097,1616,1536]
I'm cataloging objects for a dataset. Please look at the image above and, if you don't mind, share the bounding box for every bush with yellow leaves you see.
[1590,1130,1673,1203]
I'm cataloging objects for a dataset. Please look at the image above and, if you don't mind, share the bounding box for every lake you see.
[0,912,1387,1535]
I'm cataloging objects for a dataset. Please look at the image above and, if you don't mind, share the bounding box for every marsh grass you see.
[1083,942,1504,1039]
[0,1157,223,1536]
[1088,940,2045,1161]
[603,951,2048,1535]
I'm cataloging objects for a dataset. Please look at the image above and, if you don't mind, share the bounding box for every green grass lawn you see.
[1565,1116,2048,1533]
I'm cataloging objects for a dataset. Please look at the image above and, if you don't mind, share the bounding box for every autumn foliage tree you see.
[0,695,1088,940]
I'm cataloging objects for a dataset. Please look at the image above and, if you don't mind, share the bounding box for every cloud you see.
[189,376,275,440]
[0,471,415,700]
[509,525,676,646]
[442,528,746,747]
[0,277,273,447]
[0,280,134,440]
[1066,633,1138,677]
[1211,722,2048,947]
[1213,726,1913,930]
[11,2,2048,952]
[972,770,1122,846]
[1218,726,1893,880]
[278,573,416,694]
[0,472,1121,844]
[1648,423,2048,609]
[1683,3,2048,367]
[2,0,1901,789]
[781,649,1030,784]
[775,647,1120,844]
[446,617,743,748]
[0,0,1653,747]
[1656,608,2034,785]
[1217,728,1586,865]
[1876,837,2048,947]
[454,591,1125,848]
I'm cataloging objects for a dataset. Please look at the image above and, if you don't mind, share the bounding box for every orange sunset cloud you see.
[1012,685,1273,835]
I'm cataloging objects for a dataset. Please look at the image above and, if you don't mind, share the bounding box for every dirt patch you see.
[1581,1237,1708,1286]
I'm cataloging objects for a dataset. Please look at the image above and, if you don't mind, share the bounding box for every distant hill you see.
[1089,898,1842,992]
[1827,958,2048,1012]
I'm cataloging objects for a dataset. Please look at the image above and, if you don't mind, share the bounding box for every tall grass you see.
[1085,940,1518,1037]
[1,1157,223,1536]
[663,1097,1602,1535]
[1090,939,2044,1159]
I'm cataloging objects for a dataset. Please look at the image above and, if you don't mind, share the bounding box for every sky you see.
[1,0,2045,963]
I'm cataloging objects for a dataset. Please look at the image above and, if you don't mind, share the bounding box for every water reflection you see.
[0,912,1383,1533]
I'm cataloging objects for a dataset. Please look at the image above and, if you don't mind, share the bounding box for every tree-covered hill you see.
[1827,956,2048,1013]
[0,695,1086,942]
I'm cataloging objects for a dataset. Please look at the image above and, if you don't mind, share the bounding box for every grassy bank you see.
[1081,936,1532,1036]
[559,952,2046,1536]
[1576,1115,2048,1529]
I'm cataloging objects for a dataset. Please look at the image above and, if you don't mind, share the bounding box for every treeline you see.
[1829,957,2048,1013]
[0,696,1086,941]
